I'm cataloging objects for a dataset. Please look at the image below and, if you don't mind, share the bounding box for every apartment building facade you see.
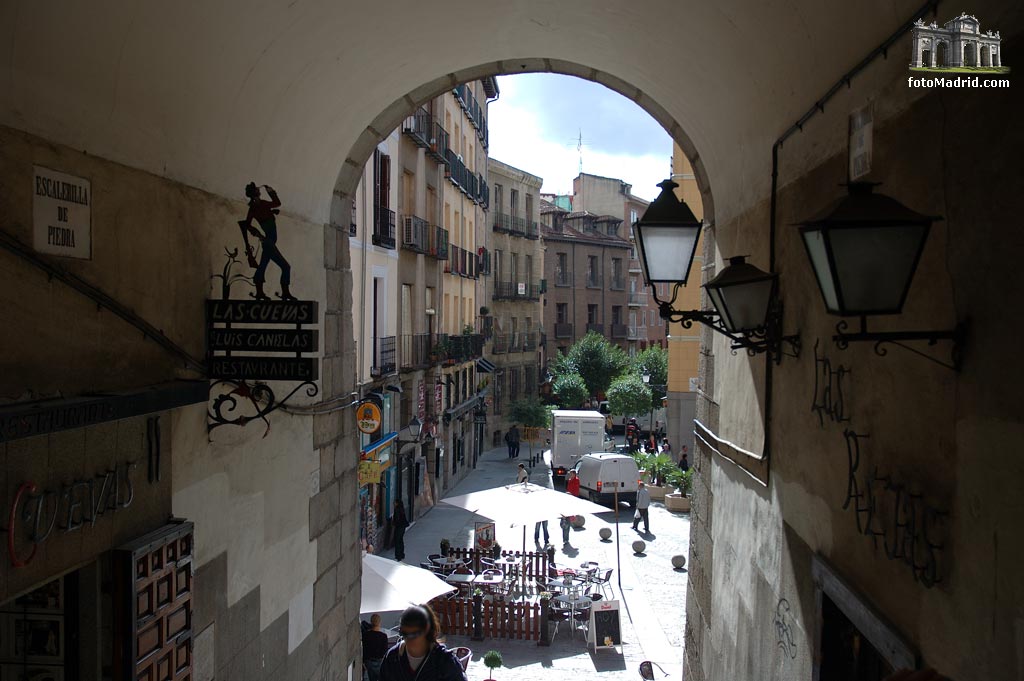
[540,206,632,360]
[483,158,544,443]
[350,77,497,552]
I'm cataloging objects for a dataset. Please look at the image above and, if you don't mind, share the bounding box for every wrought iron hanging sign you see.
[206,183,320,435]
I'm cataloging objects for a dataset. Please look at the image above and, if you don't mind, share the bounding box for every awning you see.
[476,357,497,373]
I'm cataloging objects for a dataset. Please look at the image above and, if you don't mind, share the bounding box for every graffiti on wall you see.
[773,598,798,659]
[811,339,851,427]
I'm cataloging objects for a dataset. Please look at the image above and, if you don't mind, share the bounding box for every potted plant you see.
[538,592,554,646]
[646,454,674,502]
[483,650,503,680]
[479,305,490,316]
[440,537,451,556]
[463,323,475,335]
[665,468,693,513]
[431,338,451,363]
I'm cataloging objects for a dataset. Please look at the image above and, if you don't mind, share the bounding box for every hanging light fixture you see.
[633,181,799,363]
[797,182,966,370]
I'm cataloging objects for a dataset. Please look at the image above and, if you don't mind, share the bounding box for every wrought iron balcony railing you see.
[431,226,449,260]
[402,107,431,149]
[399,333,433,370]
[586,274,603,289]
[586,323,604,334]
[371,335,397,376]
[627,292,647,306]
[611,324,629,339]
[554,323,573,339]
[372,205,396,249]
[610,276,625,291]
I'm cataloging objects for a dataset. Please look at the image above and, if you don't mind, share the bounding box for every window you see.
[510,253,519,283]
[525,255,533,286]
[612,306,623,325]
[611,258,623,288]
[493,184,503,213]
[630,209,638,225]
[587,304,599,324]
[510,189,519,219]
[556,253,569,286]
[556,303,568,324]
[526,194,534,223]
[587,255,600,287]
[494,249,503,282]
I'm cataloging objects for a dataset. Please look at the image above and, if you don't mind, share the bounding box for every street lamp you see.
[797,182,967,370]
[641,372,654,443]
[402,415,423,443]
[634,180,799,363]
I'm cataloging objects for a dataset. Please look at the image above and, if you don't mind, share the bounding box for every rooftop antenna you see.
[577,129,583,175]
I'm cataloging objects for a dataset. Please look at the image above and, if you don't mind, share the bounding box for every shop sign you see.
[474,522,495,551]
[417,382,426,421]
[33,165,91,259]
[208,328,318,353]
[358,460,382,486]
[209,356,318,381]
[205,300,320,382]
[8,460,138,568]
[356,402,382,435]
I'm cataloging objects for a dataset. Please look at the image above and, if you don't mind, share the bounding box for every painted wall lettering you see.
[8,460,138,567]
[811,339,851,427]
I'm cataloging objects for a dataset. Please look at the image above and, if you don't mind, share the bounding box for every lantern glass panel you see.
[635,224,701,284]
[708,277,775,333]
[801,229,841,312]
[829,223,929,315]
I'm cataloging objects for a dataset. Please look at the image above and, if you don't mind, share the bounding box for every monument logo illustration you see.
[910,13,1009,74]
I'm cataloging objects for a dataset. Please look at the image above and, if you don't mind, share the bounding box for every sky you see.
[487,74,673,202]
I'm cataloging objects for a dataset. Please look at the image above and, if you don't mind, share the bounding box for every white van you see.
[573,453,640,507]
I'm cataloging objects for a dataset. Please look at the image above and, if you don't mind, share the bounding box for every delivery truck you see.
[549,410,607,480]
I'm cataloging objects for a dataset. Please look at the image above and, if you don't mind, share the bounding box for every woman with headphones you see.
[379,604,467,680]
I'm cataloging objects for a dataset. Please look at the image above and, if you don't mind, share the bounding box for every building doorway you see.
[936,41,948,67]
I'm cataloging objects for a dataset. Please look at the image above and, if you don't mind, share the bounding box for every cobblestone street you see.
[376,443,690,680]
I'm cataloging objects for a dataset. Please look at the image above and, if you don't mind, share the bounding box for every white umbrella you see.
[442,482,609,527]
[360,553,456,614]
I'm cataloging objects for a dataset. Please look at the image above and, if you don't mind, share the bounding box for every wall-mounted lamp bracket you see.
[658,300,801,365]
[834,316,967,371]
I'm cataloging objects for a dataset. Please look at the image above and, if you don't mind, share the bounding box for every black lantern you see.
[633,179,703,286]
[797,182,966,370]
[798,182,938,316]
[634,181,799,363]
[402,416,423,442]
[704,256,778,333]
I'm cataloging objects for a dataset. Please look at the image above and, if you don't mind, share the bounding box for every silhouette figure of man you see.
[240,182,294,300]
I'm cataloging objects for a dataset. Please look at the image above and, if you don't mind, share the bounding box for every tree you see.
[632,345,669,409]
[606,373,652,420]
[553,373,588,409]
[556,332,629,398]
[508,397,552,466]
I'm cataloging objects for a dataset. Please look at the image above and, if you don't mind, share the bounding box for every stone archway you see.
[331,60,716,228]
[937,41,949,67]
[965,41,977,66]
[981,44,991,67]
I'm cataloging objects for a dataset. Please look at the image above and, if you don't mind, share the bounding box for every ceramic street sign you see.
[33,166,91,259]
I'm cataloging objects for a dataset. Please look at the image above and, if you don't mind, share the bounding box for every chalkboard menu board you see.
[589,600,622,651]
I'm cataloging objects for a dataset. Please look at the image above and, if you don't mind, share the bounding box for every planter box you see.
[665,493,691,513]
[648,485,667,502]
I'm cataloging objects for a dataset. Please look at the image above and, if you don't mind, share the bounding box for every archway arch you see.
[937,41,949,67]
[331,59,716,227]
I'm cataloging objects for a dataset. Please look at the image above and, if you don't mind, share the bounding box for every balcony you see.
[627,326,648,341]
[429,225,449,260]
[492,334,509,354]
[526,220,540,240]
[610,276,625,291]
[402,215,429,254]
[428,120,449,164]
[554,323,573,339]
[492,281,541,301]
[611,323,628,339]
[372,205,396,249]
[399,333,432,370]
[522,332,538,351]
[628,292,647,306]
[629,259,644,273]
[477,175,489,208]
[446,333,484,364]
[586,274,603,289]
[402,107,431,149]
[554,271,571,287]
[478,248,491,275]
[445,149,470,194]
[586,323,604,334]
[371,335,397,376]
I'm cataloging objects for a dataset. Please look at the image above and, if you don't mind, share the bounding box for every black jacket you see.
[379,642,466,681]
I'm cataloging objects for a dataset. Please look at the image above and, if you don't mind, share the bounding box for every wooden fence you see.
[430,595,543,641]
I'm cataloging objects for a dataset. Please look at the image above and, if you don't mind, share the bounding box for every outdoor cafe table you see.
[432,556,466,572]
[493,556,519,574]
[474,573,504,591]
[547,576,588,598]
[553,595,593,639]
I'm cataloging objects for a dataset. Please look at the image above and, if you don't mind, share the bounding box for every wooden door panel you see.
[115,521,194,681]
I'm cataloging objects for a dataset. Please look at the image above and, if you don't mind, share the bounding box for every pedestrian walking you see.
[534,519,550,544]
[565,469,580,497]
[379,604,467,681]
[516,463,528,484]
[392,500,409,562]
[361,613,389,681]
[632,482,651,534]
[560,514,572,544]
[679,452,689,471]
[507,424,521,459]
[661,438,671,458]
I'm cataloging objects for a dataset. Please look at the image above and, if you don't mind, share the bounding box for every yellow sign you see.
[358,460,382,486]
[356,402,382,434]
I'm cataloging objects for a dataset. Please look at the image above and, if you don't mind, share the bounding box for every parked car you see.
[572,453,640,507]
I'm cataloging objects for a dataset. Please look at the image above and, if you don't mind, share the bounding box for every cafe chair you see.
[590,569,614,599]
[573,603,592,639]
[585,591,603,602]
[428,553,443,563]
[548,605,570,639]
